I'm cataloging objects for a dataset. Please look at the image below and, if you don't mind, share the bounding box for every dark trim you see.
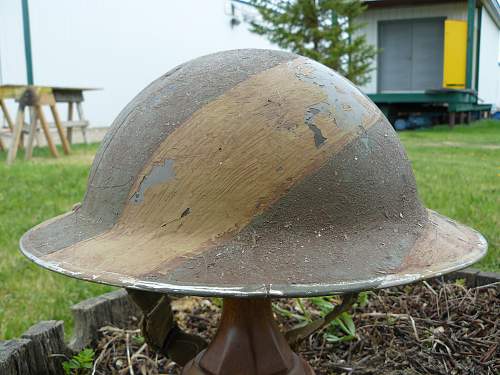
[448,102,492,111]
[475,5,482,91]
[368,91,492,112]
[364,0,463,8]
[466,0,475,89]
[369,91,476,104]
[21,0,34,85]
[444,268,500,288]
[376,20,383,93]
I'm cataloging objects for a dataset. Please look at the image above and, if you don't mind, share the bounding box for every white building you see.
[0,0,274,127]
[357,0,500,124]
[1,0,499,128]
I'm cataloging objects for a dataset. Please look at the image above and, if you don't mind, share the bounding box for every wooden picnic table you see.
[0,85,99,164]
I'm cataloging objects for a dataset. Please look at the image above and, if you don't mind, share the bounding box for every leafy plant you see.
[324,311,356,343]
[309,296,358,342]
[62,348,94,375]
[211,297,223,309]
[275,292,370,344]
[356,291,369,308]
[132,334,145,345]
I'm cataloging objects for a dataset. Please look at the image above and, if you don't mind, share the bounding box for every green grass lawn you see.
[0,120,499,340]
[399,120,499,273]
[0,144,112,340]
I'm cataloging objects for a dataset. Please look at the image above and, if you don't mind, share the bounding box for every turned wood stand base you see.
[182,298,315,375]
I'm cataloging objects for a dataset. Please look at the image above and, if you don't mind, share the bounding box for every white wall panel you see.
[0,0,274,127]
[478,7,500,110]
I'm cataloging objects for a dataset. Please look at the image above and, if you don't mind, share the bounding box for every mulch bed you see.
[91,279,499,374]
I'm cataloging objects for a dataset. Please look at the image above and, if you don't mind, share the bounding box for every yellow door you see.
[443,20,467,89]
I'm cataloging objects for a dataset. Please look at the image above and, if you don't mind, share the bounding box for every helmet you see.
[20,49,487,297]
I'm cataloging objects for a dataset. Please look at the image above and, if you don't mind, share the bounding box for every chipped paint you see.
[130,159,175,204]
[19,51,487,299]
[304,104,329,147]
[289,58,380,131]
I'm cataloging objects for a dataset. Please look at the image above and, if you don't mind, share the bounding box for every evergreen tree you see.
[247,0,377,86]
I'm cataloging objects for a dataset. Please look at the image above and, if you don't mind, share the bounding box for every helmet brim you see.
[20,209,486,297]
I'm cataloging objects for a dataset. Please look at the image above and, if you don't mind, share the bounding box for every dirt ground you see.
[91,279,499,375]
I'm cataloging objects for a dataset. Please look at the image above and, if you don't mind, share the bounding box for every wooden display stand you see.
[182,298,314,375]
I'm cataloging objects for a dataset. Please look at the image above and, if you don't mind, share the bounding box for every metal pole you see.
[465,0,475,90]
[21,0,34,85]
[474,6,482,92]
[0,38,3,85]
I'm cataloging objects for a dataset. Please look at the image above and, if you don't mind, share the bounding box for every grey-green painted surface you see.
[21,0,34,85]
[466,0,475,89]
[368,91,492,113]
[378,18,444,92]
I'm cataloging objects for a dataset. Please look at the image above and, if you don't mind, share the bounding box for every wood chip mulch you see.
[91,279,499,374]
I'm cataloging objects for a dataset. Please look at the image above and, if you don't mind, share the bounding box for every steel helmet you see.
[20,49,487,297]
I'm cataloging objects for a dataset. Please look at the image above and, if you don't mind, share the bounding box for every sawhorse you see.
[7,86,71,164]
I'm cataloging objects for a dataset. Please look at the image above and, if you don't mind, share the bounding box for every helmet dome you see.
[21,49,486,297]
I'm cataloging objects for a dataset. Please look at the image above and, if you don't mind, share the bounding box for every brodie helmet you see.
[20,49,487,298]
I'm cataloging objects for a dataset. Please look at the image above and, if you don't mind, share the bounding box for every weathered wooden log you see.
[68,289,141,351]
[21,320,66,375]
[443,268,481,287]
[0,339,33,375]
[0,321,66,375]
[0,290,140,373]
[475,271,500,287]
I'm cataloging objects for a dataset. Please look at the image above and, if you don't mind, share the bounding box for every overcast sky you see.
[0,0,275,126]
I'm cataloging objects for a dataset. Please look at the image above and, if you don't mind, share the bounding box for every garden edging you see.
[1,268,498,375]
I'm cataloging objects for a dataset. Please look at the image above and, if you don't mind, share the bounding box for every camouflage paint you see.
[19,50,487,297]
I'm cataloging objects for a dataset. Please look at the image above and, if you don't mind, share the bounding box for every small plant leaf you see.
[340,312,356,336]
[61,348,95,374]
[357,292,369,307]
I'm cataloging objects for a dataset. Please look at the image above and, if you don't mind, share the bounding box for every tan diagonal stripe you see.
[44,58,380,277]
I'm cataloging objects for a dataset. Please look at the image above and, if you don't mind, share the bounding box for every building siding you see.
[478,6,500,110]
[358,2,468,93]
